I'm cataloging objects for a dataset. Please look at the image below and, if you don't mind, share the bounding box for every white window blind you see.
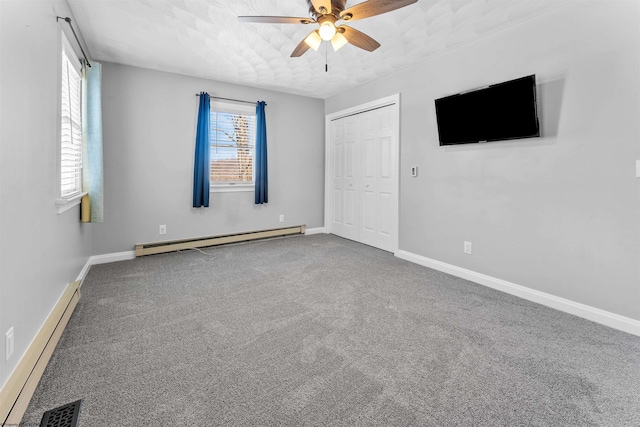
[60,45,82,198]
[209,107,256,185]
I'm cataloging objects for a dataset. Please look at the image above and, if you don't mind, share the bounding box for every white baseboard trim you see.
[305,227,327,235]
[395,250,640,337]
[76,251,136,286]
[90,251,136,265]
[76,256,93,284]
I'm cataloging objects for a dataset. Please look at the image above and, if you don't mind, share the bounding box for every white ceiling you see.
[68,0,571,99]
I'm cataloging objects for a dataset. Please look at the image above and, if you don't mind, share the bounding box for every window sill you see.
[211,184,254,193]
[56,192,87,214]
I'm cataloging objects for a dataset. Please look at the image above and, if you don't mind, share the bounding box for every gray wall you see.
[0,1,92,388]
[326,1,640,321]
[93,63,325,255]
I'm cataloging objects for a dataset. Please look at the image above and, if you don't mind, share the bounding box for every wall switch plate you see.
[464,241,472,254]
[159,225,167,235]
[411,166,418,177]
[279,214,284,223]
[636,160,640,178]
[5,327,14,361]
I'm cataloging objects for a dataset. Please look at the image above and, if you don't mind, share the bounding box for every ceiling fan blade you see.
[310,0,332,14]
[238,16,313,24]
[339,25,380,52]
[291,31,319,57]
[340,0,418,21]
[291,42,310,57]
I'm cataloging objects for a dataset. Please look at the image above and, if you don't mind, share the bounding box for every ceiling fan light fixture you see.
[331,32,348,51]
[240,0,420,58]
[304,31,322,51]
[319,21,337,41]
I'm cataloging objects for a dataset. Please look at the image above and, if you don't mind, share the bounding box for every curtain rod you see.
[56,16,91,67]
[196,94,265,106]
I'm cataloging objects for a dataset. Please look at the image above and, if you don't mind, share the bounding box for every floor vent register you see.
[40,400,82,427]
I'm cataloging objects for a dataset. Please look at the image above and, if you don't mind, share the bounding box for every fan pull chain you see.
[325,42,328,72]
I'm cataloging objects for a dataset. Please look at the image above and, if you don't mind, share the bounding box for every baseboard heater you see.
[135,225,306,257]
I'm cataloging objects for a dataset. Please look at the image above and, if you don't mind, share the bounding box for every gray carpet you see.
[21,234,640,426]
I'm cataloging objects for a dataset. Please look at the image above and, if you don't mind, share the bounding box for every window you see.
[56,31,84,212]
[209,102,256,191]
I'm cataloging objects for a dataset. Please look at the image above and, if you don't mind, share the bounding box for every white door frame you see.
[324,93,401,252]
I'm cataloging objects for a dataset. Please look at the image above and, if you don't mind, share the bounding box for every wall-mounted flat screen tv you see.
[435,75,540,146]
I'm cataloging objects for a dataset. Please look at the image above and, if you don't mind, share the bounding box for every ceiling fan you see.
[239,0,418,57]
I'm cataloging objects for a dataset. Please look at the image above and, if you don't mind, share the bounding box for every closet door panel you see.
[342,117,359,239]
[359,110,379,247]
[331,120,346,236]
[374,105,397,252]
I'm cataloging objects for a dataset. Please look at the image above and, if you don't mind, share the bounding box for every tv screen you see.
[435,75,540,146]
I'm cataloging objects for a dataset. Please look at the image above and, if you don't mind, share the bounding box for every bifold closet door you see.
[330,114,359,241]
[358,106,397,252]
[329,104,398,252]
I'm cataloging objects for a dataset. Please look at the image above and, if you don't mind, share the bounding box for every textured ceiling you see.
[68,0,571,99]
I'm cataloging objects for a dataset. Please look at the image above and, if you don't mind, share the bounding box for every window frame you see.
[209,101,257,193]
[55,29,86,214]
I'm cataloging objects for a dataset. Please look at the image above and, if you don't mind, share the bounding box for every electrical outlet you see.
[5,327,14,361]
[464,241,472,254]
[159,225,167,235]
[279,214,284,223]
[411,166,418,177]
